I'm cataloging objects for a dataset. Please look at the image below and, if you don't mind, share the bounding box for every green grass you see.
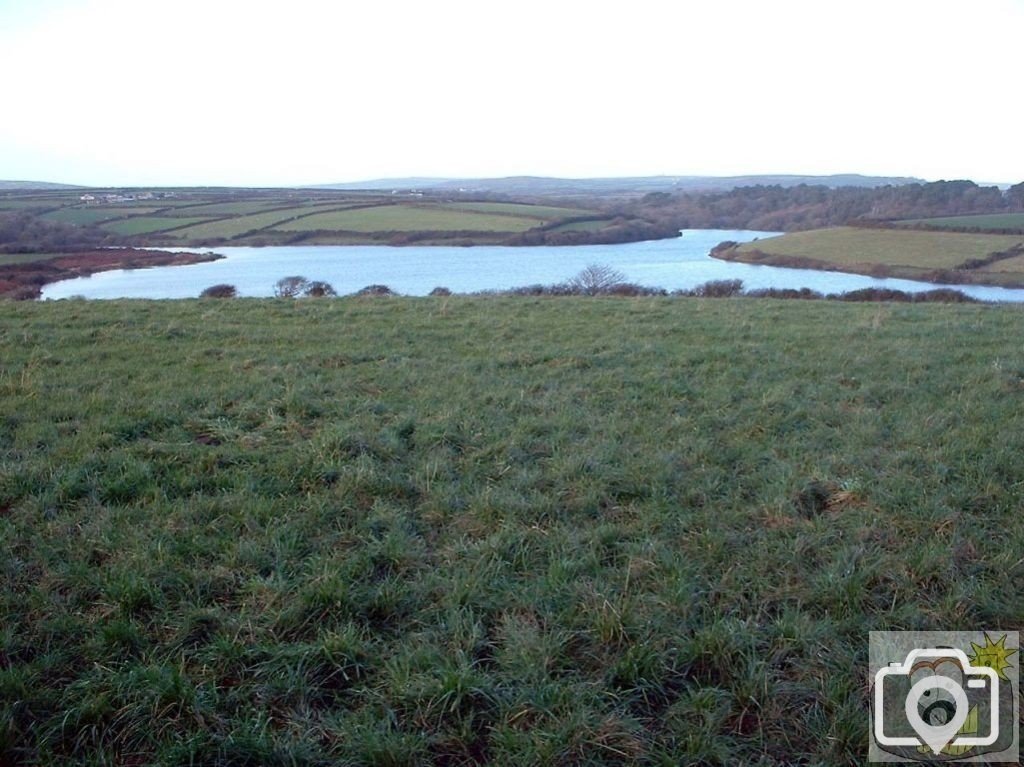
[898,212,1024,231]
[443,202,596,219]
[0,199,69,210]
[171,208,360,240]
[102,217,215,236]
[548,219,613,233]
[40,207,164,226]
[3,296,1024,764]
[976,253,1024,272]
[143,199,226,207]
[738,227,1024,269]
[169,201,332,217]
[0,253,66,266]
[275,204,541,233]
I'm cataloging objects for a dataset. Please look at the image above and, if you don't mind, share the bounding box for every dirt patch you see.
[0,249,222,299]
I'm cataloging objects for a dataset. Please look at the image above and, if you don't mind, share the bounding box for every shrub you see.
[691,279,744,297]
[911,288,978,304]
[274,276,309,298]
[503,283,574,296]
[199,284,237,298]
[304,281,337,297]
[832,287,912,302]
[744,287,823,300]
[355,285,395,297]
[604,282,668,297]
[429,287,452,296]
[8,286,40,301]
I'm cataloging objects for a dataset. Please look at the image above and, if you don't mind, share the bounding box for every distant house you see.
[79,194,96,203]
[102,193,135,203]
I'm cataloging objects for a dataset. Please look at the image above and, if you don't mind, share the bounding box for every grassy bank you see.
[3,297,1024,764]
[722,227,1024,287]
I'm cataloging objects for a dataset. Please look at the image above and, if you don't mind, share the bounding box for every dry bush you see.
[199,284,237,298]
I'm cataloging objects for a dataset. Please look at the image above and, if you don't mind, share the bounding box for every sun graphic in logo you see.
[968,632,1017,682]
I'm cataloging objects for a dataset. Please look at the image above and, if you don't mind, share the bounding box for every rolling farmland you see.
[0,189,638,247]
[275,204,542,233]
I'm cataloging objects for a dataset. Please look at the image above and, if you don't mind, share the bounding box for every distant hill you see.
[313,177,457,191]
[312,174,925,196]
[0,180,83,191]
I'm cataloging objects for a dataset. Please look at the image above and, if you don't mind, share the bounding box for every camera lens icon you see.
[874,648,1000,755]
[905,672,970,754]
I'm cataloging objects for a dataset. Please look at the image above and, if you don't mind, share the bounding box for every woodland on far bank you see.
[621,179,1024,232]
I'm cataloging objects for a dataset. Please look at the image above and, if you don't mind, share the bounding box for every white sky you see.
[1,0,1022,187]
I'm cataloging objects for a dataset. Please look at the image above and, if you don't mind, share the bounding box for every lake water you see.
[40,230,1024,301]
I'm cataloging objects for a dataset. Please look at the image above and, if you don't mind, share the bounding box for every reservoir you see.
[40,230,1024,301]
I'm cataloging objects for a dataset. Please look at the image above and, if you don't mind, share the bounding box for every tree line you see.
[620,180,1024,232]
[0,212,121,253]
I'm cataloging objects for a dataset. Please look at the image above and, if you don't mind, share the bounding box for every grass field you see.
[737,227,1024,270]
[102,217,216,236]
[548,219,613,234]
[976,253,1024,272]
[275,205,541,233]
[170,201,292,217]
[2,297,1023,764]
[168,207,365,241]
[40,208,164,226]
[444,202,596,220]
[170,201,333,217]
[0,199,72,210]
[0,252,66,266]
[899,213,1024,231]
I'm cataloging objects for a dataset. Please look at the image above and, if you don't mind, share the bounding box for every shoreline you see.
[0,249,223,299]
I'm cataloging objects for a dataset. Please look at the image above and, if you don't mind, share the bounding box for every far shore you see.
[709,240,1024,290]
[0,249,222,300]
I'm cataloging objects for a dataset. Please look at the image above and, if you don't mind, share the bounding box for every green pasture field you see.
[169,201,318,217]
[444,202,596,220]
[976,253,1024,272]
[737,227,1024,269]
[40,208,164,226]
[142,199,225,207]
[898,212,1024,231]
[170,208,361,240]
[2,296,1023,764]
[275,204,540,233]
[548,219,613,233]
[102,217,216,236]
[0,252,65,266]
[0,199,71,210]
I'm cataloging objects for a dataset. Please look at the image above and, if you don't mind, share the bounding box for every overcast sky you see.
[1,0,1022,187]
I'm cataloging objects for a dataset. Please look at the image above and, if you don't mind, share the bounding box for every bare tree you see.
[274,276,309,298]
[568,264,626,296]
